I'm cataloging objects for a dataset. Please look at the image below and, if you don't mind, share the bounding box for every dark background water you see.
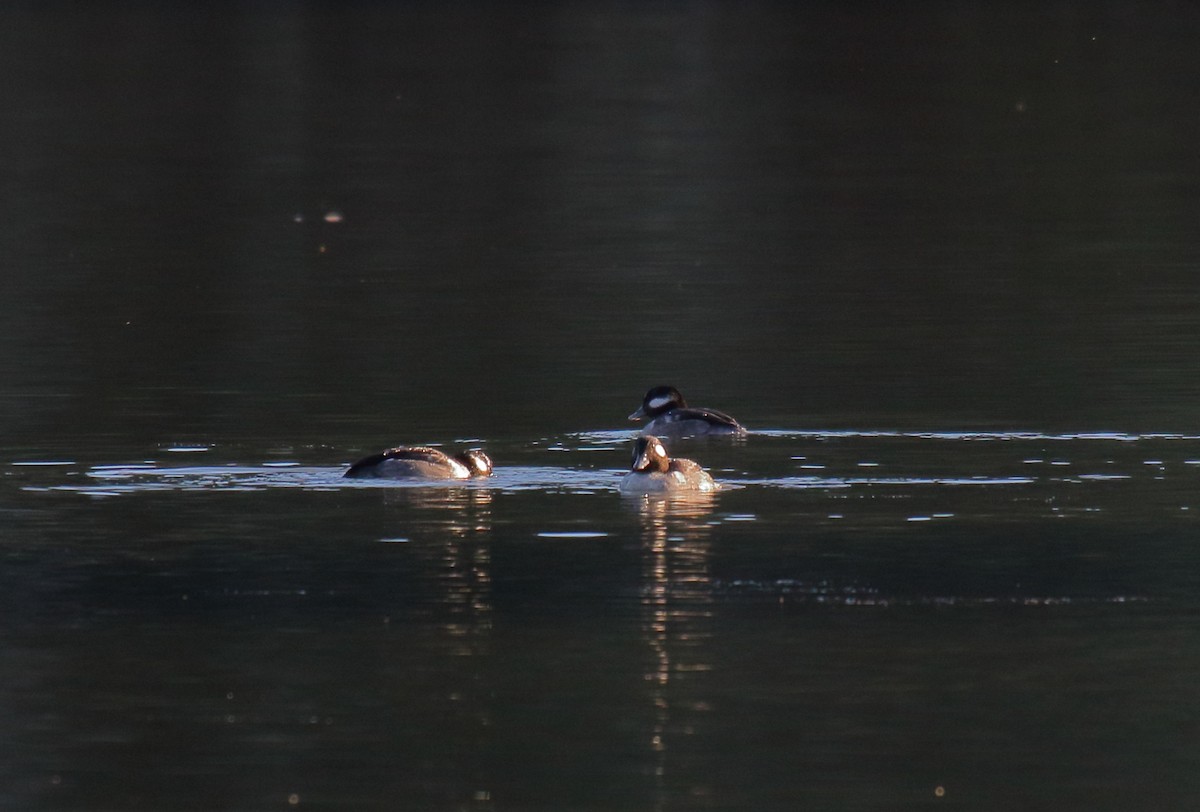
[3,3,1200,810]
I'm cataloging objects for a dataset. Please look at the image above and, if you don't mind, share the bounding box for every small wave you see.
[733,475,1035,489]
[750,429,1200,442]
[39,464,625,497]
[711,578,1151,608]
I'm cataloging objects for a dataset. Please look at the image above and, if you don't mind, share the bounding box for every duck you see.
[628,385,745,437]
[344,446,493,480]
[619,435,717,494]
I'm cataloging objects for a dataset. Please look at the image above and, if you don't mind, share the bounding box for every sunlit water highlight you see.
[6,429,1195,618]
[14,427,1200,581]
[6,404,1199,804]
[5,3,1200,807]
[15,427,1200,506]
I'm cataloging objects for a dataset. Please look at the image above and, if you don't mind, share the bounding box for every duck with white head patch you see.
[344,446,493,479]
[628,385,745,437]
[619,435,717,494]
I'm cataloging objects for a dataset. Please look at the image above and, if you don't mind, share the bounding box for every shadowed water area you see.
[3,2,1200,810]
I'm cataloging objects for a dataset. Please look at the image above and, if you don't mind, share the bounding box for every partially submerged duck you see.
[619,435,716,494]
[628,385,745,437]
[344,446,493,480]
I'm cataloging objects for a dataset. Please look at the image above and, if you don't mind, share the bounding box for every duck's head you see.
[456,449,493,477]
[628,385,686,420]
[630,435,672,473]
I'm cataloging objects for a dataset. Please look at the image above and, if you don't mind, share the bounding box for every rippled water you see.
[5,2,1200,810]
[6,427,1200,810]
[16,426,1200,608]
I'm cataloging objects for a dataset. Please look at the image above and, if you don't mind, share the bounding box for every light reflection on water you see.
[18,428,1200,529]
[14,425,1200,613]
[4,0,1200,805]
[422,490,494,659]
[627,493,716,803]
[5,430,1199,810]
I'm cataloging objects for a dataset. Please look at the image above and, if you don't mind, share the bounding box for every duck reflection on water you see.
[377,481,494,524]
[627,482,716,795]
[383,486,495,658]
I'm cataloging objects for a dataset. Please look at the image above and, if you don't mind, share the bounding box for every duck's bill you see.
[627,407,646,420]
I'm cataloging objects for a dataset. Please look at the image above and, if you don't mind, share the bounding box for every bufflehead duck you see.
[619,435,717,494]
[344,446,493,480]
[628,385,745,437]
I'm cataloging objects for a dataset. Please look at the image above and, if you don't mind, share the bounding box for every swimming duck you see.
[628,385,745,437]
[344,446,493,479]
[619,435,717,494]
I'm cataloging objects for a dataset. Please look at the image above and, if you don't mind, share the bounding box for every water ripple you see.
[712,578,1151,608]
[751,429,1200,442]
[570,427,1200,443]
[14,426,1200,504]
[36,464,623,497]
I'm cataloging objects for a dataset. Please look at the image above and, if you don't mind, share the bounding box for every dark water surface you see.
[4,3,1200,810]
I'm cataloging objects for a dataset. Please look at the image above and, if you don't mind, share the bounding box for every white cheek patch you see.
[654,441,667,457]
[648,395,673,411]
